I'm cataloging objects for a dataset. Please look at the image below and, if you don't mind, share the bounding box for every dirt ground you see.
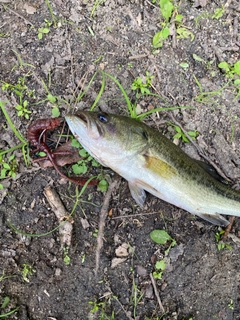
[1,0,240,319]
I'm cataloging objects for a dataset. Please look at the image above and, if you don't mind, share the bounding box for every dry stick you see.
[44,186,73,249]
[170,113,231,182]
[222,216,236,240]
[95,177,119,276]
[150,273,165,313]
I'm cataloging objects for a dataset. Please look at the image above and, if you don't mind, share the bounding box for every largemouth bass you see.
[65,111,240,226]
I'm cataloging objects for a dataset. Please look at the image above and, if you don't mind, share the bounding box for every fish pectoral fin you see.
[196,213,229,227]
[128,182,146,207]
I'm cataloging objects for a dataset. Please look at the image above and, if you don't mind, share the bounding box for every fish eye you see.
[98,113,108,123]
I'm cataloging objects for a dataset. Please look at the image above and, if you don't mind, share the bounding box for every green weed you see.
[131,268,144,318]
[150,229,176,255]
[167,122,198,143]
[215,230,232,251]
[0,154,18,180]
[228,298,234,310]
[217,60,240,100]
[1,75,35,119]
[153,260,166,280]
[152,1,194,49]
[131,71,154,97]
[91,0,105,17]
[195,5,225,25]
[88,297,115,320]
[63,246,71,265]
[218,60,240,79]
[38,19,52,39]
[0,296,19,318]
[0,101,29,189]
[192,54,216,77]
[21,263,36,282]
[212,6,225,20]
[193,74,229,104]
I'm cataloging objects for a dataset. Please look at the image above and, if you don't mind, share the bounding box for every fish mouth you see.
[66,112,104,139]
[76,112,88,127]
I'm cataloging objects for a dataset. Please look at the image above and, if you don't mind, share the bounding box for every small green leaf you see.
[173,133,182,139]
[155,260,166,271]
[47,94,57,103]
[38,151,46,157]
[42,28,50,34]
[150,229,172,244]
[52,106,60,117]
[233,61,240,75]
[71,139,81,148]
[91,159,100,167]
[1,296,10,309]
[97,179,108,192]
[3,163,11,170]
[218,62,230,71]
[160,0,174,21]
[72,163,88,174]
[153,271,162,279]
[175,14,183,23]
[15,104,22,110]
[192,54,205,63]
[152,28,170,48]
[234,79,240,85]
[79,149,88,157]
[180,62,189,69]
[0,184,4,190]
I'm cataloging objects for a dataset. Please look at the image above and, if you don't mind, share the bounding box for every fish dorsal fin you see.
[144,154,177,179]
[194,159,228,184]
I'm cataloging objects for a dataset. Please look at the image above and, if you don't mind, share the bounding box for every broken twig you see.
[44,186,73,248]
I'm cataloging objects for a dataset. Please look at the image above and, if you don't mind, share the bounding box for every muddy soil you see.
[1,1,240,319]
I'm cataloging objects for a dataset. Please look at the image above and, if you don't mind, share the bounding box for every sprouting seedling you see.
[212,6,225,20]
[38,19,52,39]
[152,1,194,49]
[150,229,176,255]
[21,263,36,282]
[131,71,154,96]
[15,100,32,119]
[0,296,19,318]
[215,230,232,251]
[1,75,35,119]
[63,246,70,265]
[218,60,240,79]
[168,123,198,143]
[153,260,166,279]
[0,154,18,180]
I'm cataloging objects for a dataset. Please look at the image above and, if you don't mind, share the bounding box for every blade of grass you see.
[90,71,106,111]
[0,101,26,144]
[103,72,134,116]
[76,71,99,103]
[137,105,193,121]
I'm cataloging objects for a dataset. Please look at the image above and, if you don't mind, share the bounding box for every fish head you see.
[65,111,150,167]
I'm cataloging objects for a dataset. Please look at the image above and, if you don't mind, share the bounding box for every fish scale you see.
[65,111,240,226]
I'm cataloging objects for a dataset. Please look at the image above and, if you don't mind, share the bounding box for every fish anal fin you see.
[144,155,177,179]
[128,181,146,207]
[196,213,229,227]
